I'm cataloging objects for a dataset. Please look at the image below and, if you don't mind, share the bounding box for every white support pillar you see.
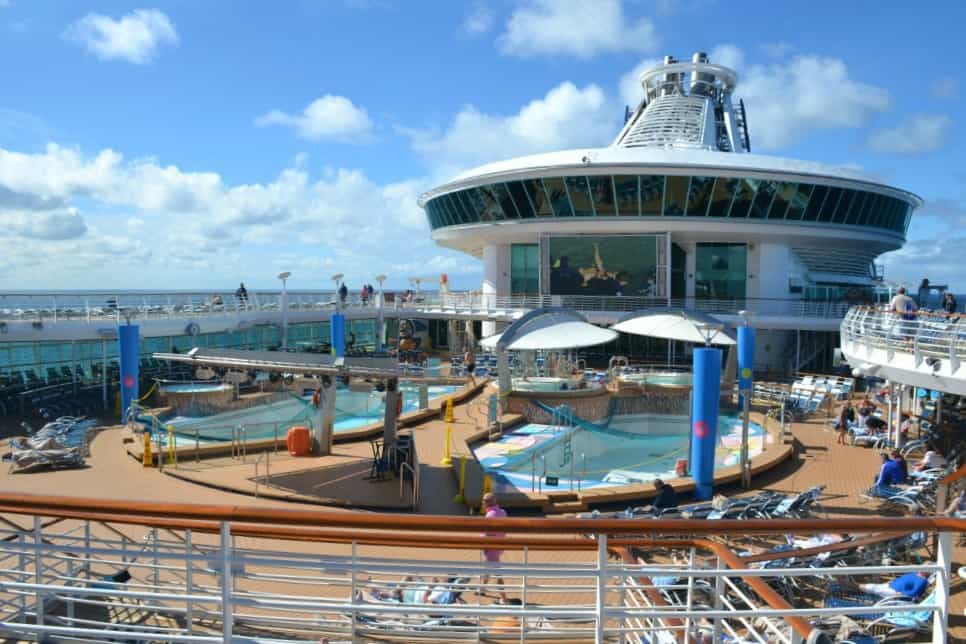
[482,244,504,337]
[220,522,233,641]
[595,533,608,644]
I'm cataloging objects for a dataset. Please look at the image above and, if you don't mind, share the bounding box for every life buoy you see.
[185,322,200,336]
[312,388,321,408]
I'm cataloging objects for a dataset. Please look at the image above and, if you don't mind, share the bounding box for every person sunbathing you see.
[854,571,930,600]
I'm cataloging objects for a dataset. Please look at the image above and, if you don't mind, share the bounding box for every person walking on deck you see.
[478,492,508,603]
[464,349,477,385]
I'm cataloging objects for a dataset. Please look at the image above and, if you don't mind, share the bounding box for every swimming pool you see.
[509,377,591,392]
[157,383,461,443]
[474,413,769,491]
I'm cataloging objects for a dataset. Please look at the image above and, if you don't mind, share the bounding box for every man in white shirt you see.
[889,287,917,316]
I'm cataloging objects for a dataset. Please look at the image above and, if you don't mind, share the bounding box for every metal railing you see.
[0,289,859,326]
[841,306,966,368]
[397,293,855,319]
[0,494,958,643]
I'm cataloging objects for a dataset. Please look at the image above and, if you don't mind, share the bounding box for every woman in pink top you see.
[480,492,508,603]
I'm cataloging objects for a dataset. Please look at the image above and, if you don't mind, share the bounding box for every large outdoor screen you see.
[547,235,659,296]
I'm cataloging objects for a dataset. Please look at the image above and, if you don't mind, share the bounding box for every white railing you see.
[399,293,854,319]
[841,306,966,367]
[0,495,958,643]
[0,289,858,325]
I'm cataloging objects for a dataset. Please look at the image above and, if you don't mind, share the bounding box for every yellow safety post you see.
[440,421,452,466]
[452,455,466,504]
[167,425,176,465]
[142,431,153,467]
[444,398,454,423]
[480,474,493,514]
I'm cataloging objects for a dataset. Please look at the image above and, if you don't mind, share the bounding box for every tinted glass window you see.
[857,193,878,226]
[785,184,812,220]
[686,176,715,216]
[477,186,508,220]
[543,177,573,217]
[614,175,639,215]
[455,191,477,224]
[465,188,491,221]
[510,244,540,294]
[695,243,747,298]
[490,183,519,219]
[565,176,594,216]
[802,185,827,221]
[729,178,758,218]
[768,182,797,219]
[640,176,664,215]
[440,197,458,225]
[707,178,738,217]
[749,180,776,218]
[819,188,843,222]
[523,179,553,217]
[832,189,855,223]
[845,192,867,225]
[663,176,689,215]
[588,176,616,216]
[427,201,442,228]
[445,193,469,223]
[506,181,535,218]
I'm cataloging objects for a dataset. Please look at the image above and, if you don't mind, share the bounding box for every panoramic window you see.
[663,176,690,215]
[614,175,639,215]
[588,176,616,216]
[640,176,665,215]
[523,179,553,217]
[749,180,776,218]
[685,176,715,216]
[565,176,595,216]
[819,187,843,222]
[506,181,535,218]
[768,182,797,219]
[785,184,812,220]
[707,177,738,217]
[729,178,758,218]
[802,185,827,221]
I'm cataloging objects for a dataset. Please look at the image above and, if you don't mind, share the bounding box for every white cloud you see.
[462,3,494,35]
[0,142,480,288]
[65,8,178,64]
[867,114,952,154]
[498,0,659,59]
[405,81,616,177]
[929,77,959,100]
[255,95,374,143]
[760,41,796,59]
[726,49,891,150]
[618,57,660,107]
[1,208,87,240]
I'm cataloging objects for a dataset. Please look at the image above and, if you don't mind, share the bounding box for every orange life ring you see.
[312,388,321,408]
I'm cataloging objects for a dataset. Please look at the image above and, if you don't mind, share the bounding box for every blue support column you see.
[330,313,345,358]
[690,347,721,501]
[737,325,756,406]
[118,324,140,424]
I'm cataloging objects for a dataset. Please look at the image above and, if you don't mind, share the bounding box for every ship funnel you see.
[662,55,682,97]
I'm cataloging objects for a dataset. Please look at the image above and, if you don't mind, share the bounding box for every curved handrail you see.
[0,492,962,535]
[938,462,966,486]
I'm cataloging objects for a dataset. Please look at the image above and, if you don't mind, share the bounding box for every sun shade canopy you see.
[480,308,617,351]
[612,308,736,346]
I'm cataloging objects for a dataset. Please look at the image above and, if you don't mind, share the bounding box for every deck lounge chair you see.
[9,446,84,473]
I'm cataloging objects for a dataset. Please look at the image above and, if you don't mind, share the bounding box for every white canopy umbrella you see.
[612,308,736,345]
[481,308,617,351]
[480,308,617,397]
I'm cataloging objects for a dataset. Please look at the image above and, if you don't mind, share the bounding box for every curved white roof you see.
[419,147,922,207]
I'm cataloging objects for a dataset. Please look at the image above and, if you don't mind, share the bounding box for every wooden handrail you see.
[938,462,966,485]
[0,492,963,534]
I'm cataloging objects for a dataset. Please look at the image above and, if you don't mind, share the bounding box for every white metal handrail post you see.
[712,555,724,642]
[934,531,951,643]
[185,528,194,635]
[685,546,696,640]
[220,522,233,641]
[595,533,607,644]
[33,516,43,628]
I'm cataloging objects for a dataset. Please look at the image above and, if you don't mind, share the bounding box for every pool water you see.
[475,414,769,491]
[161,383,234,394]
[158,384,461,443]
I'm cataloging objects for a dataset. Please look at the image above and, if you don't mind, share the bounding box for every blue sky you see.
[0,0,963,292]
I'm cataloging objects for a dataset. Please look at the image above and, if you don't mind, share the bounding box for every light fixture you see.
[187,347,200,358]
